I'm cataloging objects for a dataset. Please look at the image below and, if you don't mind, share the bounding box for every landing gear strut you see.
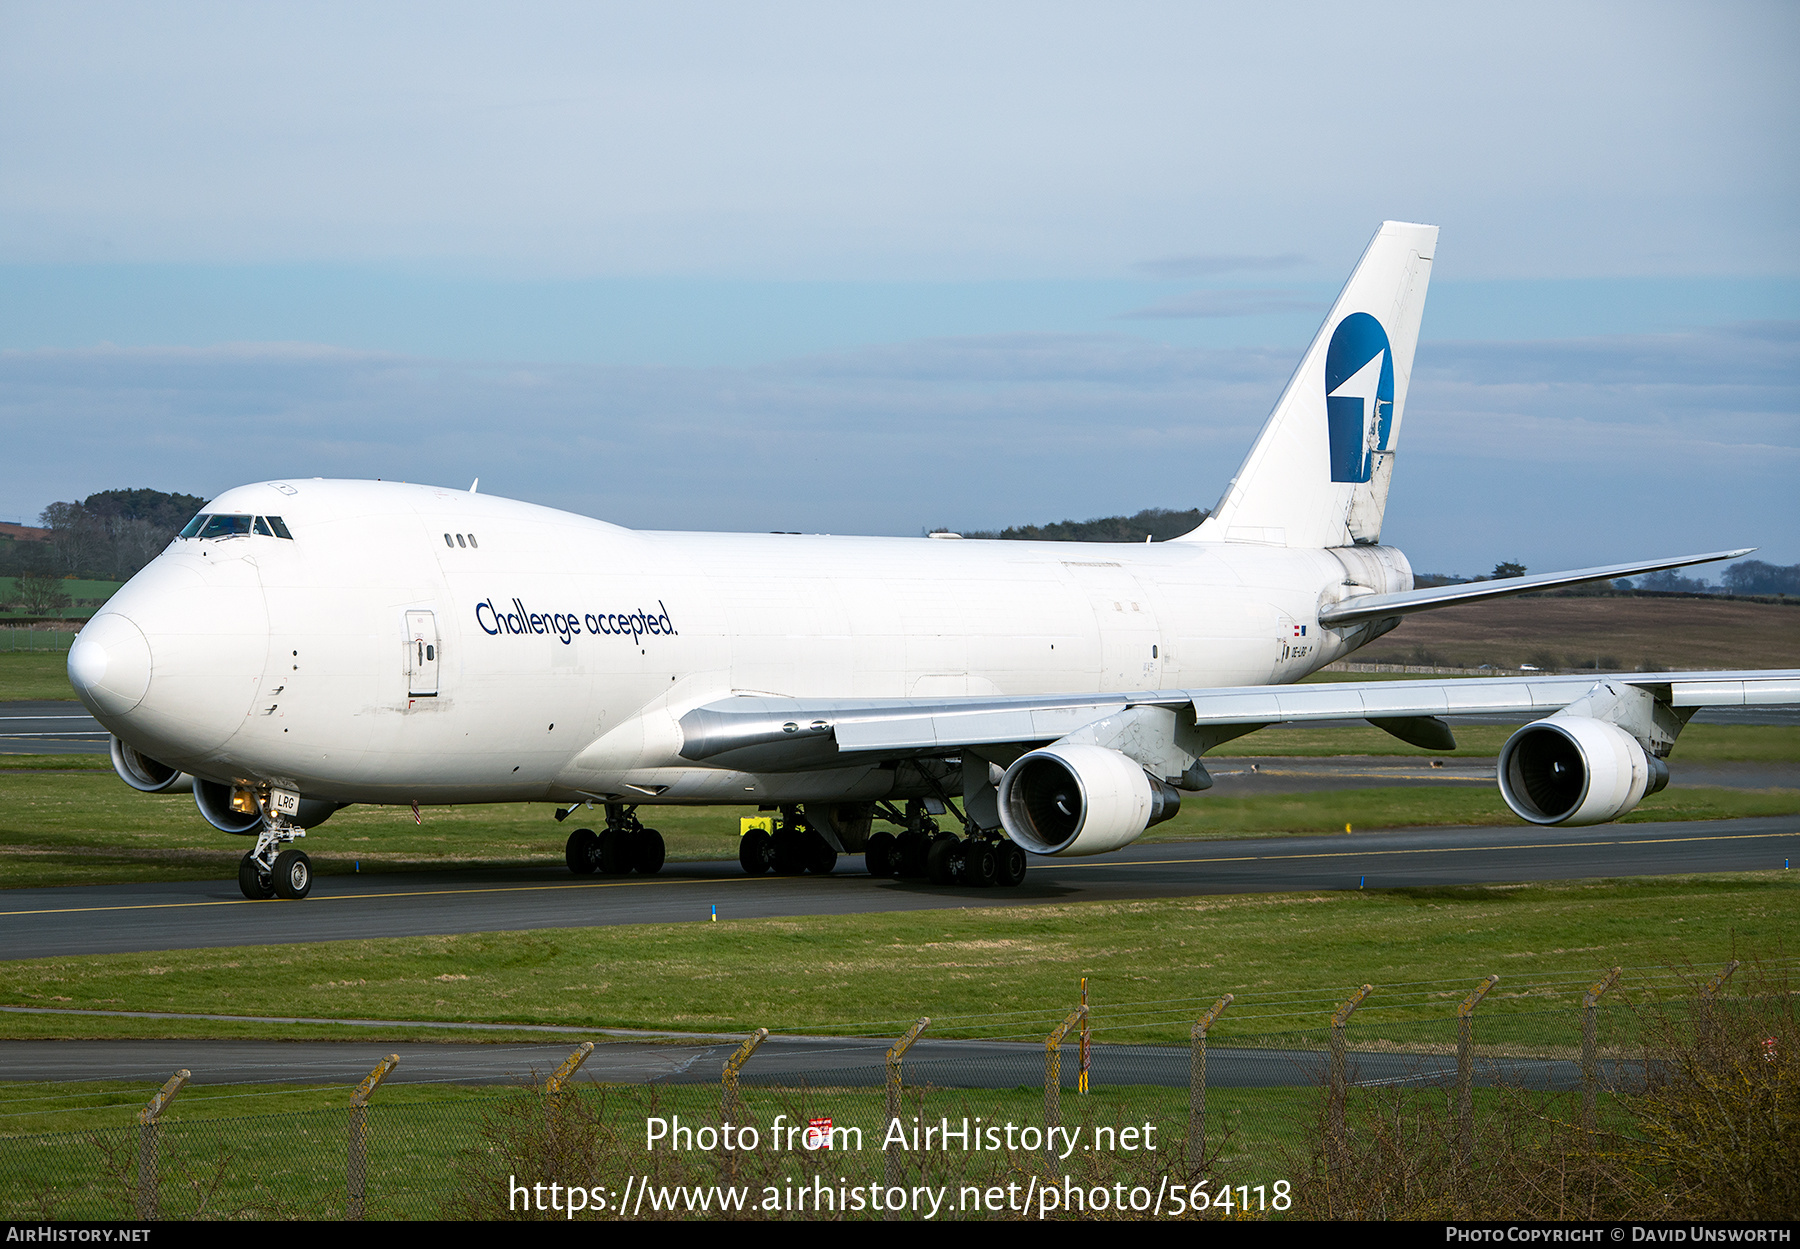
[565,805,666,877]
[238,818,310,900]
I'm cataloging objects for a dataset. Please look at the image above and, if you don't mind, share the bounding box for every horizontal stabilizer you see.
[1318,548,1754,628]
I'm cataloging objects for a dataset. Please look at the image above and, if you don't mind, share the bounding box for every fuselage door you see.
[405,610,440,698]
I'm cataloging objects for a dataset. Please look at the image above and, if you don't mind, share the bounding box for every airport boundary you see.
[3,957,1789,1220]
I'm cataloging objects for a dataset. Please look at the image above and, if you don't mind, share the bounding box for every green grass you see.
[0,652,76,700]
[1142,782,1799,840]
[3,874,1792,1047]
[0,754,110,771]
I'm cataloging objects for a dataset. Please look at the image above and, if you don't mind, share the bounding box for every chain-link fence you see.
[0,626,76,652]
[3,959,1790,1220]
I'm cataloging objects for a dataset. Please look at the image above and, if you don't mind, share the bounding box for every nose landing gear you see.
[237,818,311,900]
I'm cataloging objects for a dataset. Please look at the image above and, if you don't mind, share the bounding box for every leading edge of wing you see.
[676,669,1800,770]
[1318,549,1755,627]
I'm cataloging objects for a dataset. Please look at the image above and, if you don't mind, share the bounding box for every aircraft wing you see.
[1319,549,1753,628]
[676,669,1800,772]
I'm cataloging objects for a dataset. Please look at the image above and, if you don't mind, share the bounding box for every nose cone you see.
[69,613,153,717]
[76,548,269,761]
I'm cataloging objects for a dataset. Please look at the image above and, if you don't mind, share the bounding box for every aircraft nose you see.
[69,613,154,718]
[73,550,268,759]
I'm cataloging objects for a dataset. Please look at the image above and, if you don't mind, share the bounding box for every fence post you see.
[721,1028,768,1177]
[1327,985,1372,1155]
[1189,994,1233,1172]
[1457,975,1499,1160]
[346,1054,399,1220]
[1581,967,1622,1134]
[1044,1006,1085,1169]
[1079,977,1090,1096]
[544,1042,594,1163]
[135,1070,189,1220]
[883,1018,930,1215]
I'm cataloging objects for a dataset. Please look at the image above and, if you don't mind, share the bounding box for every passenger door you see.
[404,610,440,699]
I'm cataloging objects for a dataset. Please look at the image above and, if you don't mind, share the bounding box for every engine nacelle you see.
[1497,715,1670,827]
[997,743,1181,856]
[193,778,344,833]
[193,778,265,833]
[109,736,194,794]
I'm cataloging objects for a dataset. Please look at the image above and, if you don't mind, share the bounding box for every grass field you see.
[1356,595,1800,672]
[0,652,76,700]
[3,872,1791,1048]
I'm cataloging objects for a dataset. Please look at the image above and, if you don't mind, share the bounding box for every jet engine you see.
[109,736,194,794]
[1497,715,1669,827]
[194,777,343,833]
[193,778,265,833]
[996,742,1181,856]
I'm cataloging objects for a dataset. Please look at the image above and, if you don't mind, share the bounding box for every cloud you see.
[1119,288,1327,320]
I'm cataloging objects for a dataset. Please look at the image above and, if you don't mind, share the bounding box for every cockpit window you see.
[179,513,292,540]
[198,515,255,539]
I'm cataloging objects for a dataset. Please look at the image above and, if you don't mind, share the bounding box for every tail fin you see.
[1180,221,1437,549]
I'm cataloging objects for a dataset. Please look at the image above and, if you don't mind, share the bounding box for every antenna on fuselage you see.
[469,478,479,493]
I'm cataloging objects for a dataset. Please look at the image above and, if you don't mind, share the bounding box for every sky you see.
[2,2,1796,575]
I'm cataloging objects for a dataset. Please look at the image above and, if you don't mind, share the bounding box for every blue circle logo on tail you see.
[1324,312,1394,483]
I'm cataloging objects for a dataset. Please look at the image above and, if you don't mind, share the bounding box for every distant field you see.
[1355,595,1800,672]
[0,577,120,623]
[0,652,74,700]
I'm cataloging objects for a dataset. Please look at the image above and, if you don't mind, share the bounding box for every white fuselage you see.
[76,479,1406,808]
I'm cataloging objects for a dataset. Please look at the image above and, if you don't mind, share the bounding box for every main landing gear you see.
[738,805,838,876]
[863,799,1027,888]
[238,822,311,900]
[565,804,666,877]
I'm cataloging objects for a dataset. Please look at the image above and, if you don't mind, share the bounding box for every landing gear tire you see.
[272,848,312,900]
[565,827,599,875]
[739,829,774,876]
[634,829,666,875]
[804,832,837,875]
[771,829,806,875]
[595,828,629,875]
[926,833,958,885]
[995,840,1027,888]
[964,841,999,888]
[894,830,930,879]
[864,831,896,878]
[237,852,274,900]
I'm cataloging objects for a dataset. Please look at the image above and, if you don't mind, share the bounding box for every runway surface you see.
[0,1034,1617,1093]
[3,816,1795,960]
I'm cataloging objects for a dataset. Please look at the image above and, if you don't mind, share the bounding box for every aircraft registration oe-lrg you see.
[67,221,1800,902]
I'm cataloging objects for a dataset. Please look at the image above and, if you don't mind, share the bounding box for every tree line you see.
[1,489,207,613]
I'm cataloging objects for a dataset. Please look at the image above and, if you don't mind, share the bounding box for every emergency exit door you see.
[405,610,440,698]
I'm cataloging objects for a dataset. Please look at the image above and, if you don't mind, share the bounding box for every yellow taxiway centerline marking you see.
[0,829,1792,918]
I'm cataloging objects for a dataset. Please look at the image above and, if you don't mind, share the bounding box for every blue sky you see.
[2,2,1796,573]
